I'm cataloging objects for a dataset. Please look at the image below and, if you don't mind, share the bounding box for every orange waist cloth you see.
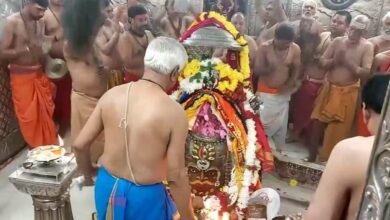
[257,82,279,94]
[311,81,360,160]
[9,64,57,148]
[123,70,141,83]
[311,81,360,123]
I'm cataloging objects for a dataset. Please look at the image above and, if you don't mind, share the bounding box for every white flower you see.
[180,78,203,93]
[169,90,180,101]
[203,196,222,211]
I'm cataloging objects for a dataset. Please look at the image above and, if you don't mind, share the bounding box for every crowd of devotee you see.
[1,0,390,219]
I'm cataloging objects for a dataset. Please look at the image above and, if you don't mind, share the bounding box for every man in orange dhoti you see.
[292,11,351,143]
[0,0,57,148]
[308,15,374,161]
[311,81,360,159]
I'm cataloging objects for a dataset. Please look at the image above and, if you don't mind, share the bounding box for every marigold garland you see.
[180,11,251,89]
[180,58,247,94]
[173,11,270,218]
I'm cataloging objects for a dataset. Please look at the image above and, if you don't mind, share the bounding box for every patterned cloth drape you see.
[0,65,18,140]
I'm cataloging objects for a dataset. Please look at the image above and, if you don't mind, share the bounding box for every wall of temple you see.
[247,0,389,37]
[1,0,388,37]
[0,0,20,36]
[0,0,25,164]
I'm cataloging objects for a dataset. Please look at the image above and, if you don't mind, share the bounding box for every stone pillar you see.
[32,192,74,220]
[9,160,77,220]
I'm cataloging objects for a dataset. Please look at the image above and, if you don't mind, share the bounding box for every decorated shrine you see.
[171,11,274,219]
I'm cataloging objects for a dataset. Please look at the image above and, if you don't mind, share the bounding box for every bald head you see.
[351,15,370,30]
[232,12,245,20]
[231,12,246,35]
[348,15,370,42]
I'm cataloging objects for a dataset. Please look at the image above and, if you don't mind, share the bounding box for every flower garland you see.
[198,90,262,218]
[235,90,262,215]
[173,11,265,219]
[180,11,251,87]
[180,58,247,94]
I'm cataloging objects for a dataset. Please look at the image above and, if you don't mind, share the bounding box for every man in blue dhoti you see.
[69,11,196,218]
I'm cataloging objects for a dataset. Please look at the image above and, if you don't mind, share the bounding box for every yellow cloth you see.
[108,69,124,89]
[71,90,104,163]
[311,80,360,160]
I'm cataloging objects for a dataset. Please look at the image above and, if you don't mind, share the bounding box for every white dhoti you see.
[257,92,290,149]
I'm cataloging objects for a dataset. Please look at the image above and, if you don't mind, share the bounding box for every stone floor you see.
[0,149,96,220]
[0,129,315,219]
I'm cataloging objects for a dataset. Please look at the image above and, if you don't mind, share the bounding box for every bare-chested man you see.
[308,15,374,162]
[214,12,258,69]
[371,12,390,72]
[96,2,124,88]
[373,49,390,72]
[0,0,58,148]
[157,0,193,39]
[254,24,301,149]
[128,0,166,36]
[305,75,389,220]
[73,37,196,220]
[291,0,323,69]
[291,11,351,144]
[117,5,154,83]
[255,0,287,46]
[369,12,390,54]
[291,0,322,33]
[62,0,108,162]
[44,0,71,136]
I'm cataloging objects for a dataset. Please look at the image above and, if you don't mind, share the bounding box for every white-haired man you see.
[290,11,352,144]
[307,15,374,162]
[291,0,322,34]
[369,12,390,54]
[72,37,195,220]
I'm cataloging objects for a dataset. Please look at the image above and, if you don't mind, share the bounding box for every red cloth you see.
[9,64,57,148]
[225,50,240,70]
[382,58,390,72]
[357,59,390,136]
[357,109,371,136]
[52,73,72,124]
[167,82,179,95]
[292,79,323,137]
[124,71,141,83]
